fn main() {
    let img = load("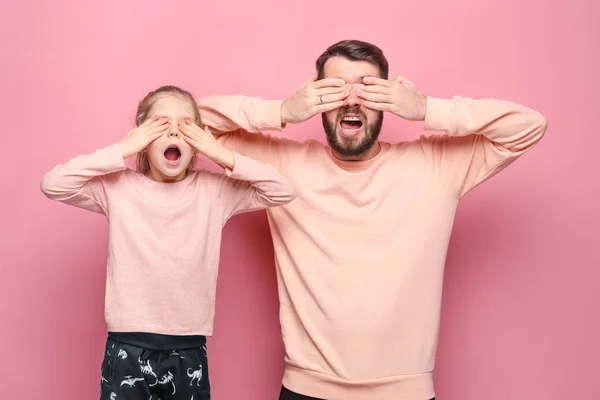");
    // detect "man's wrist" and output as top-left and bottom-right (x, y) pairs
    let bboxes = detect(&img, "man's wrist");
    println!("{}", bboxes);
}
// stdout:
(418, 95), (428, 121)
(281, 100), (291, 124)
